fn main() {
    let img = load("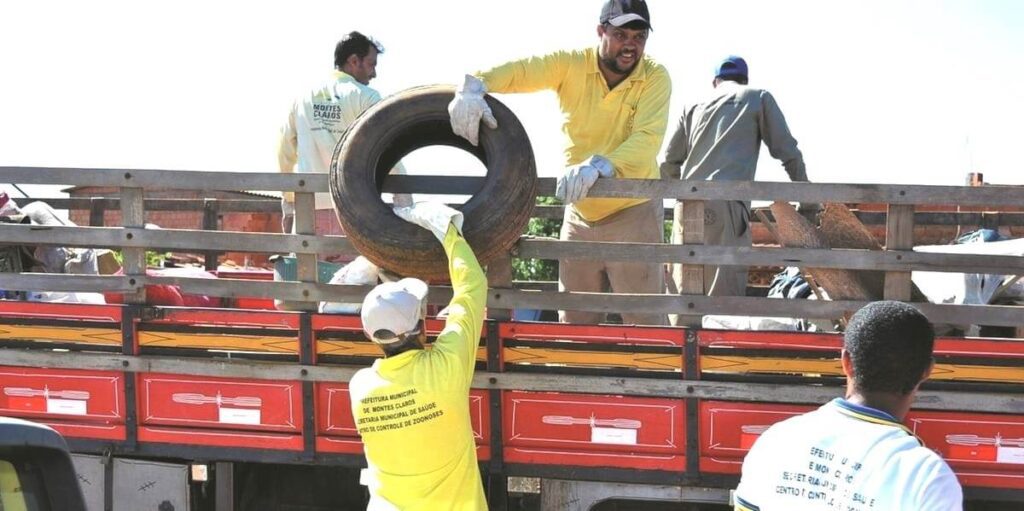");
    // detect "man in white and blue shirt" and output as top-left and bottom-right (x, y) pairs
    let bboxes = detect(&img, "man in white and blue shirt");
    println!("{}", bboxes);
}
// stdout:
(734, 301), (962, 510)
